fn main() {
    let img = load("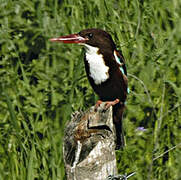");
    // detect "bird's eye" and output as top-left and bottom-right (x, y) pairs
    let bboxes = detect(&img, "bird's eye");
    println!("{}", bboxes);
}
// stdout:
(87, 33), (93, 39)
